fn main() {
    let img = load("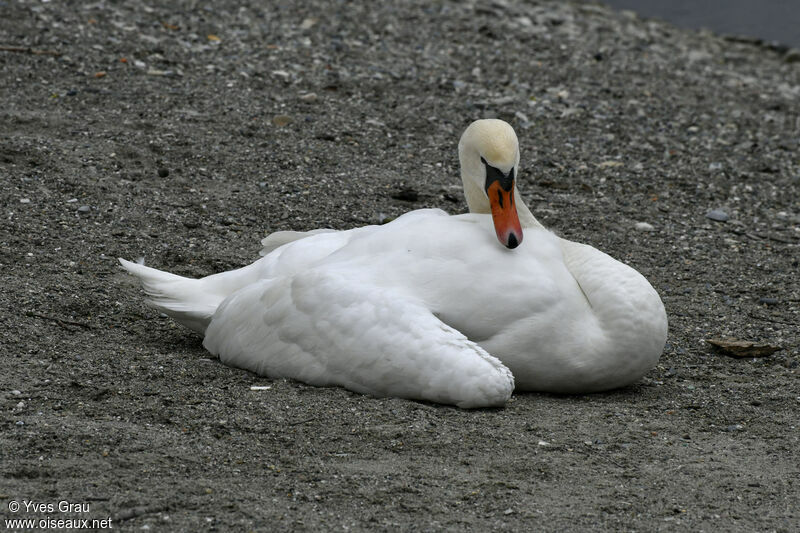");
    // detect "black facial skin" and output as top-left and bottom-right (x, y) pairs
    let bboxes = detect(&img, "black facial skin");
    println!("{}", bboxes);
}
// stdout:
(481, 157), (515, 193)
